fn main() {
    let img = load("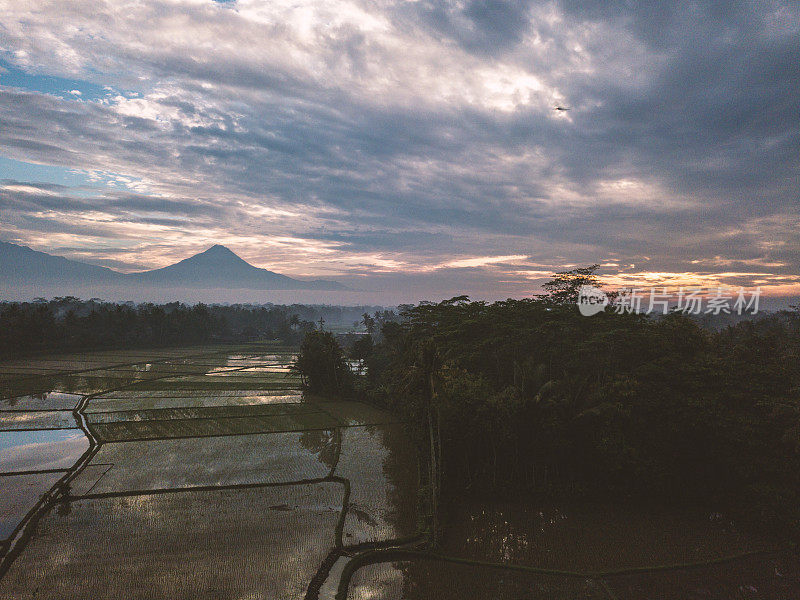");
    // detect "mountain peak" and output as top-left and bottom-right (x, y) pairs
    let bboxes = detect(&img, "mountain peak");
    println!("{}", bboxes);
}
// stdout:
(0, 240), (348, 291)
(201, 244), (237, 256)
(184, 244), (250, 266)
